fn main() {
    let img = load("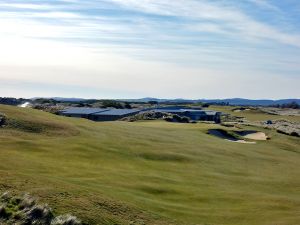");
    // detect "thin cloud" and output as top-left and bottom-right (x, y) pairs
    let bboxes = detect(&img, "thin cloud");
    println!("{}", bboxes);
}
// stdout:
(107, 0), (300, 47)
(1, 0), (300, 47)
(0, 3), (52, 10)
(0, 0), (299, 98)
(247, 0), (281, 11)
